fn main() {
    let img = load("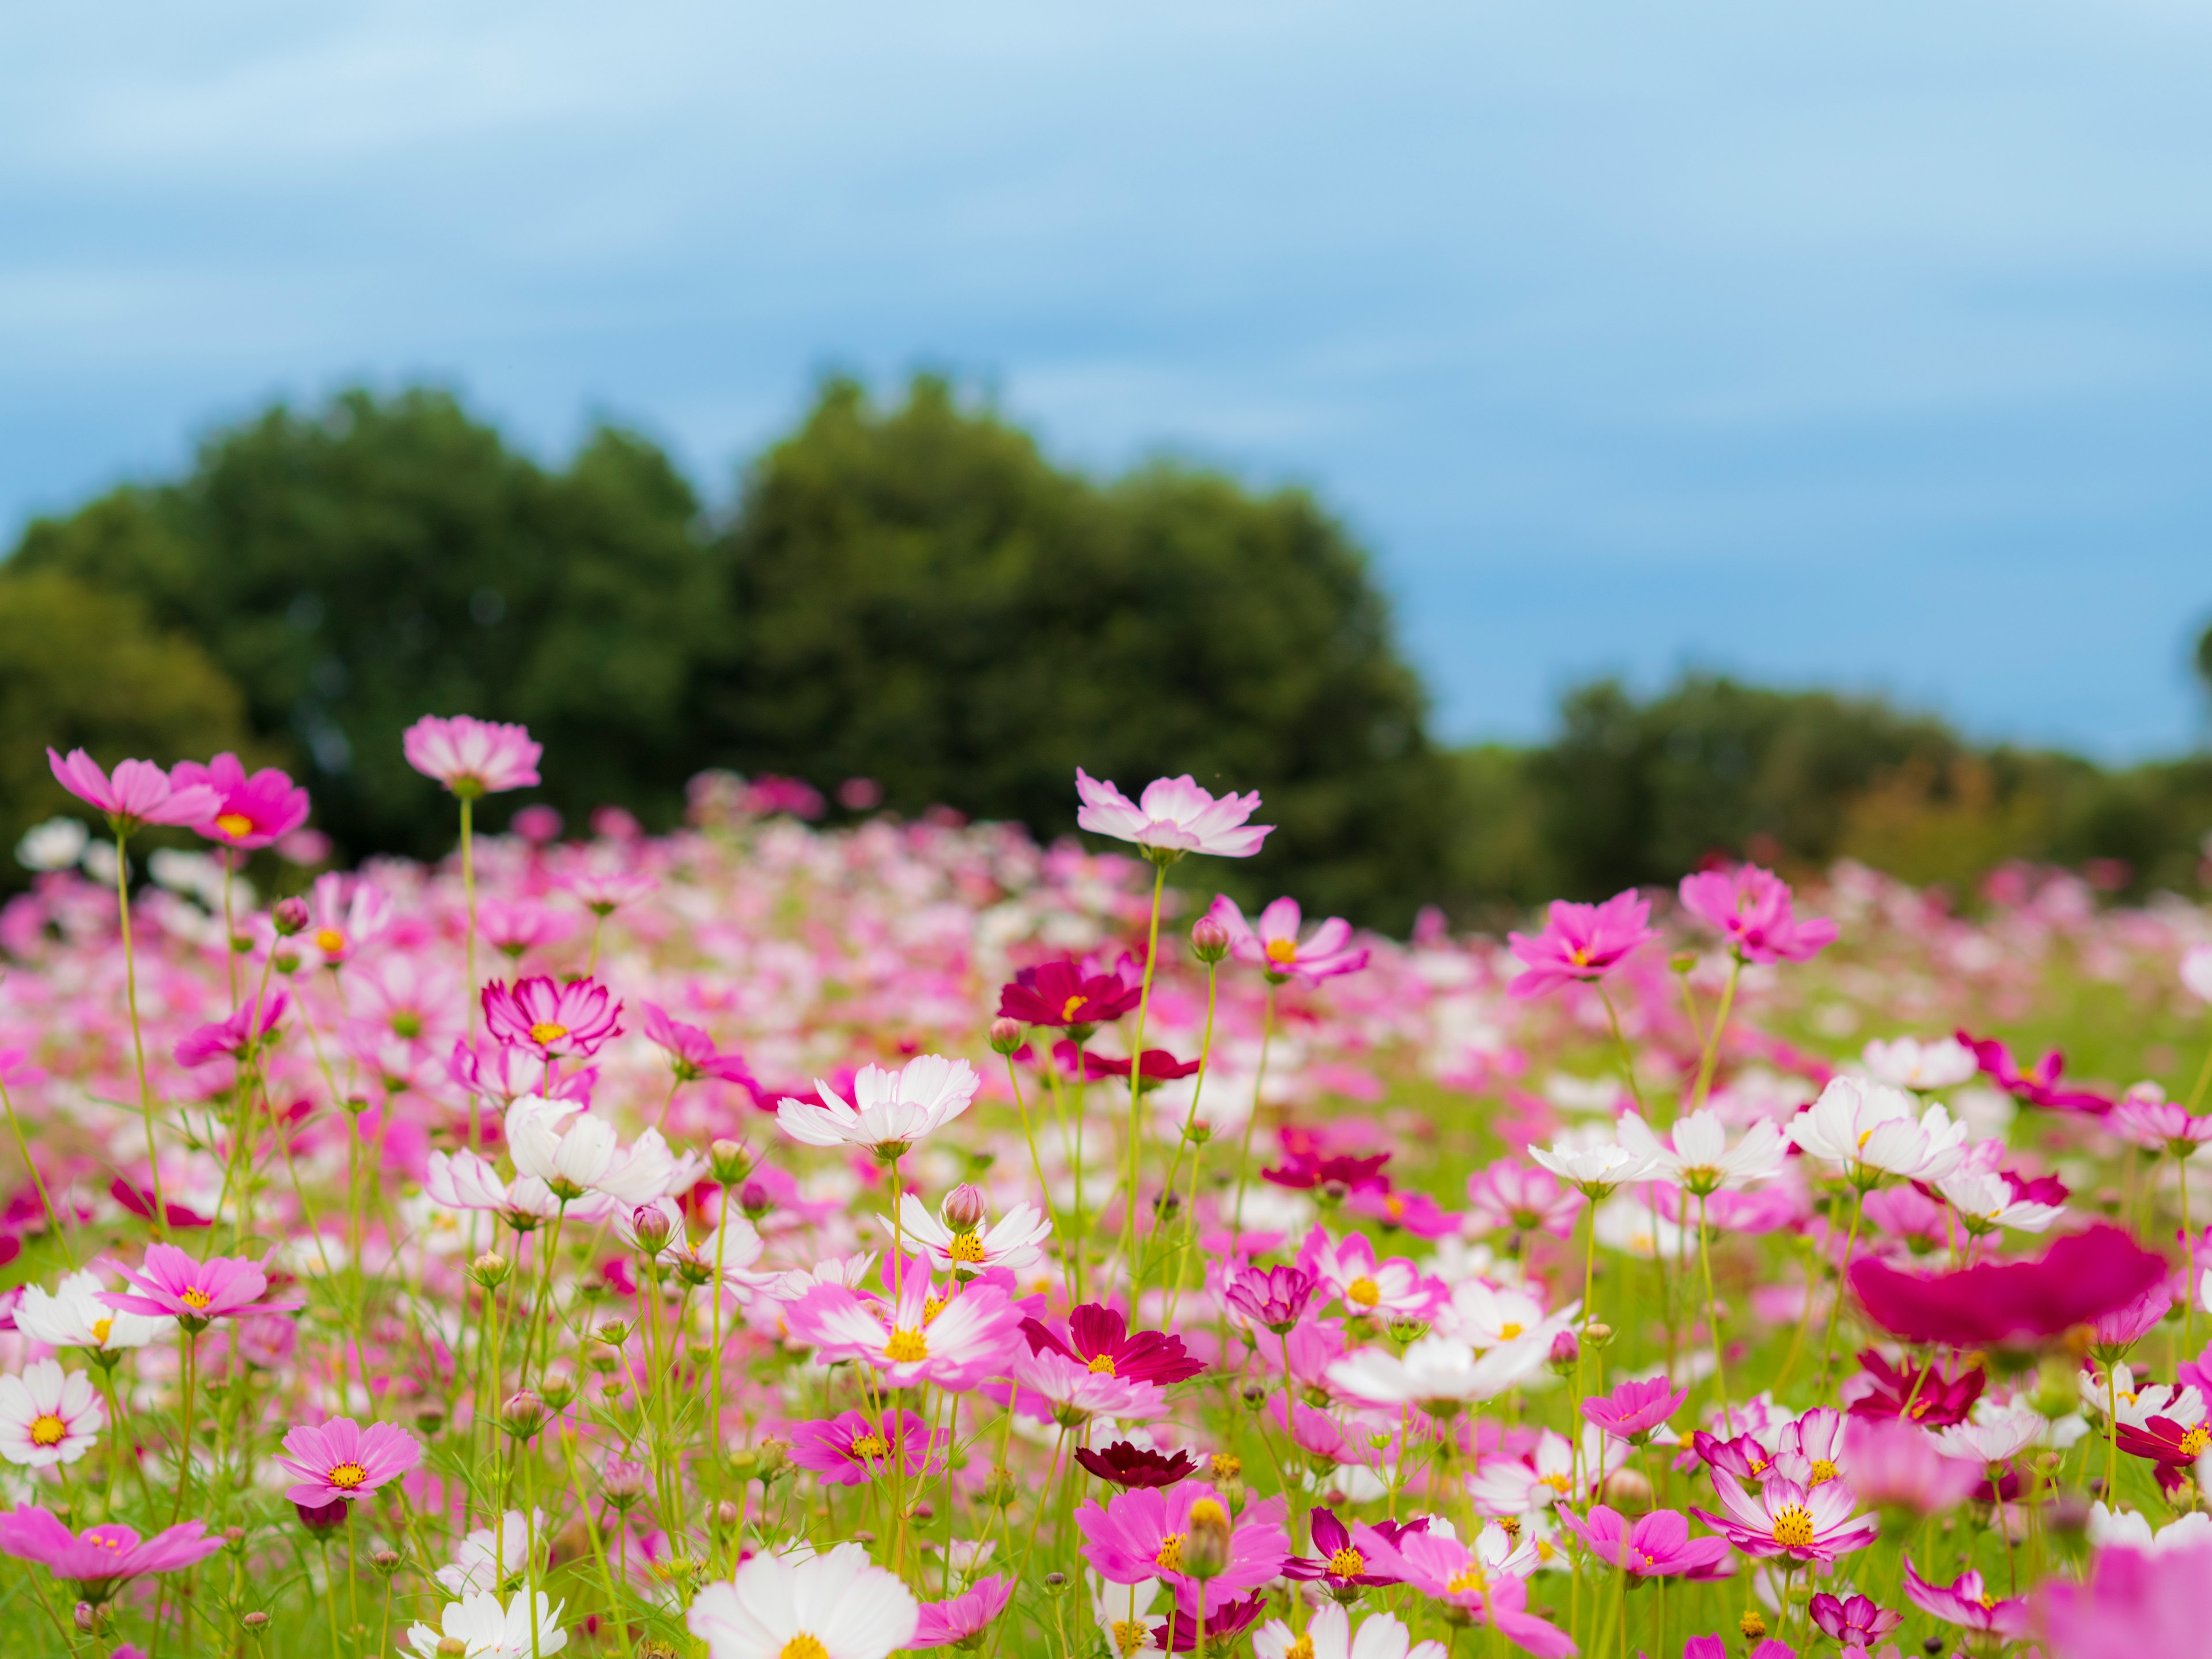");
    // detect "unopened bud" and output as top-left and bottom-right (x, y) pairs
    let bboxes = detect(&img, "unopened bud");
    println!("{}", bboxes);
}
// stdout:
(1190, 915), (1232, 964)
(223, 1525), (247, 1551)
(1183, 1498), (1233, 1578)
(738, 1181), (772, 1219)
(940, 1183), (990, 1231)
(1042, 1571), (1070, 1594)
(499, 1389), (548, 1440)
(73, 1601), (99, 1634)
(709, 1139), (752, 1185)
(1548, 1329), (1580, 1369)
(1317, 1179), (1350, 1207)
(596, 1321), (631, 1346)
(909, 1501), (935, 1522)
(1600, 1467), (1653, 1509)
(539, 1373), (576, 1412)
(272, 897), (310, 937)
(753, 1440), (790, 1478)
(982, 1466), (1019, 1507)
(988, 1017), (1024, 1056)
(1580, 1320), (1613, 1350)
(415, 1409), (444, 1436)
(629, 1203), (676, 1255)
(471, 1252), (510, 1289)
(715, 1500), (742, 1532)
(437, 1639), (468, 1658)
(242, 1609), (270, 1631)
(1239, 1383), (1268, 1412)
(370, 1547), (402, 1574)
(601, 1460), (649, 1508)
(1387, 1317), (1431, 1345)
